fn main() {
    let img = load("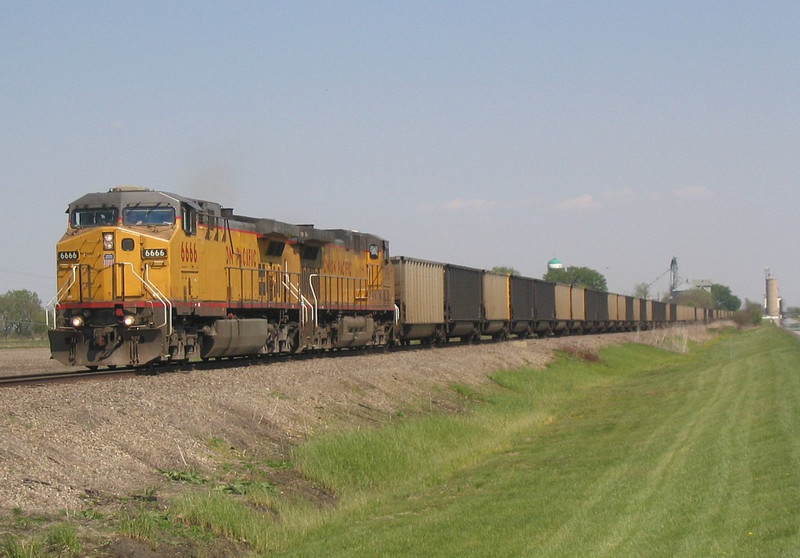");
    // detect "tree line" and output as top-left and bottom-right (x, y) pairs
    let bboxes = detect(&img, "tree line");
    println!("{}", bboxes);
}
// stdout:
(0, 289), (48, 338)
